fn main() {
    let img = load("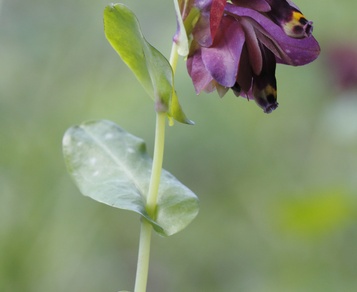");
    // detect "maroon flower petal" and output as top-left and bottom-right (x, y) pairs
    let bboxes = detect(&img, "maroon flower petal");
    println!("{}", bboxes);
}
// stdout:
(236, 44), (253, 92)
(187, 48), (214, 93)
(210, 0), (226, 40)
(285, 0), (300, 11)
(225, 4), (320, 65)
(240, 18), (263, 75)
(201, 16), (245, 87)
(252, 46), (278, 113)
(265, 0), (313, 38)
(231, 0), (271, 12)
(193, 9), (213, 47)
